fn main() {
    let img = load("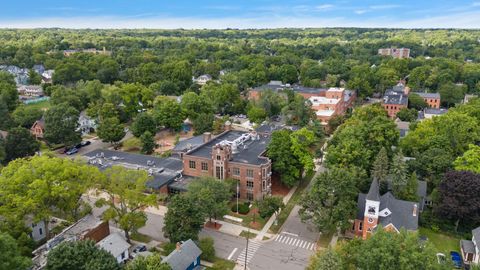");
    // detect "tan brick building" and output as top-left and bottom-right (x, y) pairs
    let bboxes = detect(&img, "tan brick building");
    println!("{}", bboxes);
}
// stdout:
(415, 92), (441, 109)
